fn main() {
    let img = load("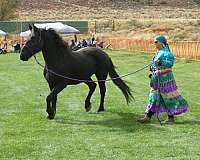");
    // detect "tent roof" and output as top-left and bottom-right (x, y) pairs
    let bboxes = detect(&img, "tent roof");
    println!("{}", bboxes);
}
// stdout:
(0, 29), (7, 36)
(20, 22), (80, 37)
